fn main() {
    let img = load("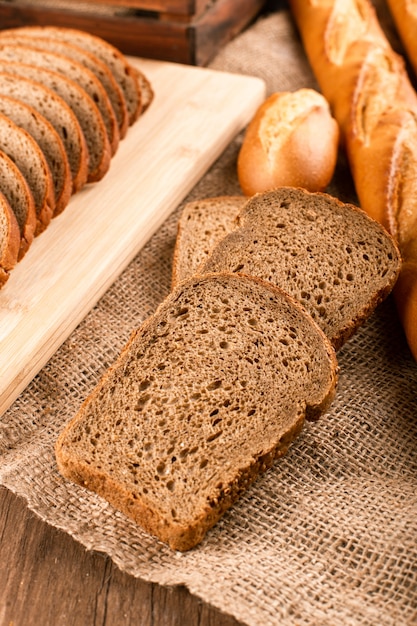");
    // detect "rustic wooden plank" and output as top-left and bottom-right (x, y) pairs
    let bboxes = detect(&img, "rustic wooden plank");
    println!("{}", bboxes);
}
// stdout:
(193, 0), (265, 65)
(82, 0), (209, 17)
(0, 0), (264, 63)
(0, 57), (265, 418)
(0, 486), (244, 625)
